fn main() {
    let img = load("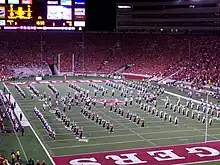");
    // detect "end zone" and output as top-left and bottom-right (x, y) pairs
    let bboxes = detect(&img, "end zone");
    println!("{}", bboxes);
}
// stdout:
(53, 141), (220, 165)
